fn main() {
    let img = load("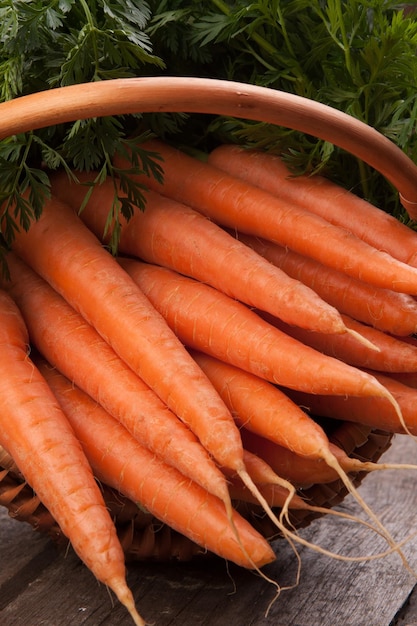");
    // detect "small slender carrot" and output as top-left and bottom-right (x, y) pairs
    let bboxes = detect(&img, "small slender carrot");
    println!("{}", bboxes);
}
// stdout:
(0, 290), (143, 626)
(208, 144), (417, 267)
(287, 371), (417, 436)
(261, 311), (417, 373)
(7, 194), (250, 481)
(119, 258), (401, 403)
(2, 252), (230, 509)
(189, 350), (338, 459)
(37, 359), (275, 570)
(240, 429), (414, 488)
(50, 169), (350, 335)
(239, 233), (417, 336)
(114, 139), (417, 294)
